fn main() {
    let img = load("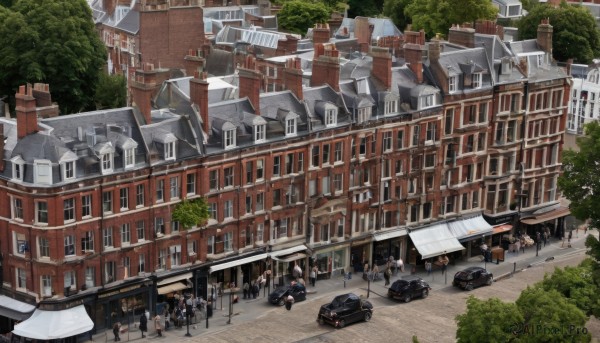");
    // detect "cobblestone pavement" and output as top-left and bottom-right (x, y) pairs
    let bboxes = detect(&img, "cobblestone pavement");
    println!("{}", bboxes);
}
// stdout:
(92, 231), (598, 343)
